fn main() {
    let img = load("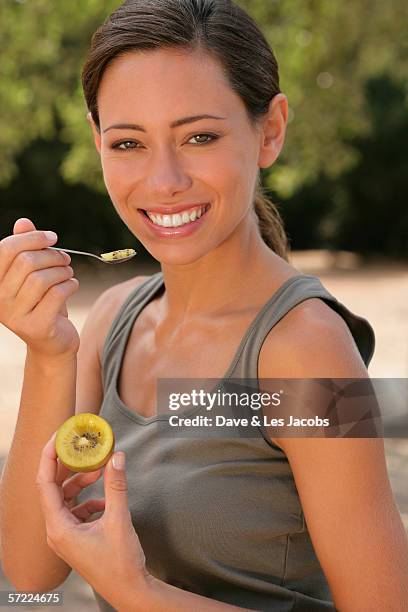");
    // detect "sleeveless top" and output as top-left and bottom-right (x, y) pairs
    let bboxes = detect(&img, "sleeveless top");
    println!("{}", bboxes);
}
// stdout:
(77, 271), (375, 612)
